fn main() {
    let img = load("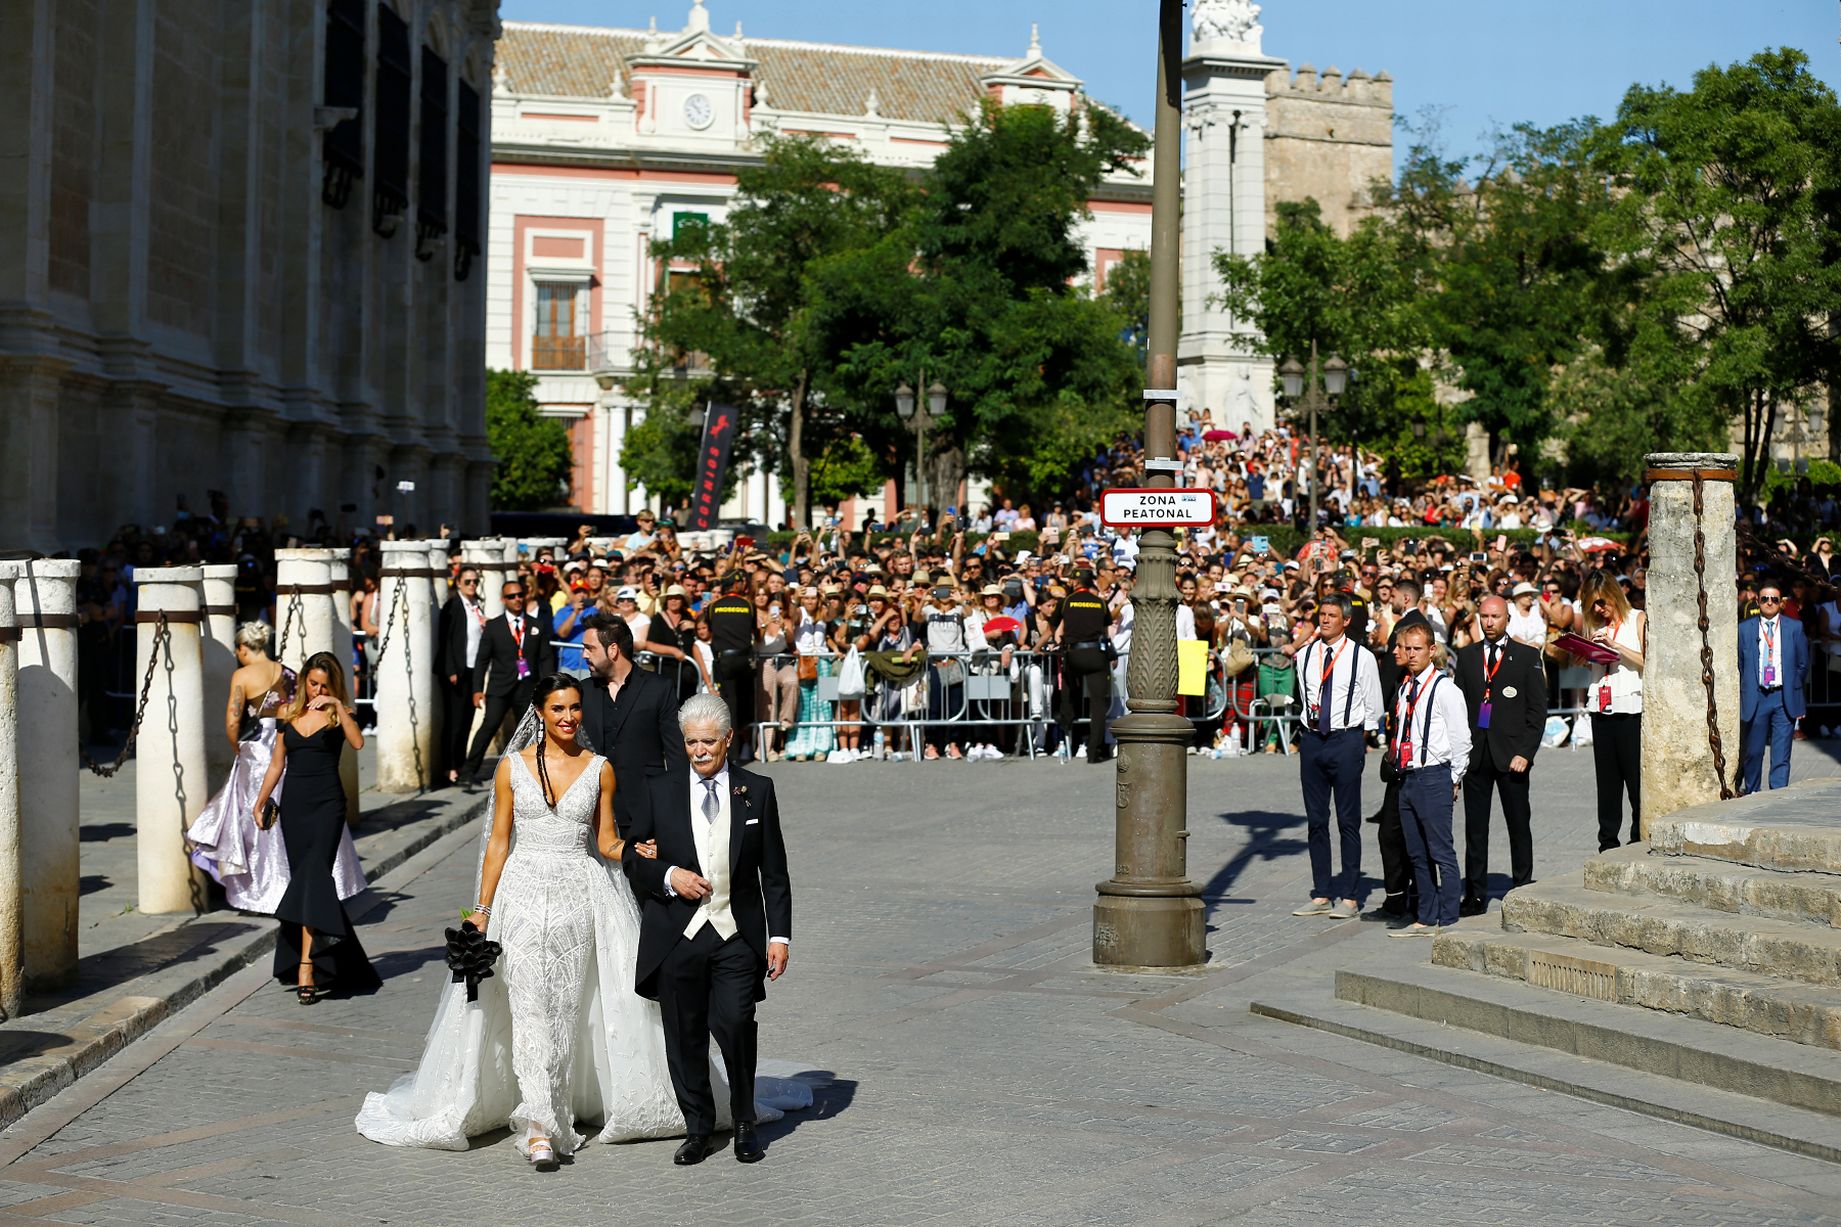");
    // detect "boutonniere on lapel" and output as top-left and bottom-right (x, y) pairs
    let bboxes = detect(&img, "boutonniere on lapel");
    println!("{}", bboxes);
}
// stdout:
(732, 784), (750, 800)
